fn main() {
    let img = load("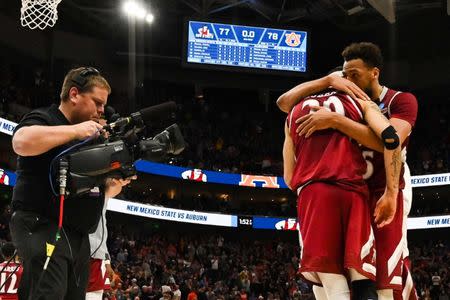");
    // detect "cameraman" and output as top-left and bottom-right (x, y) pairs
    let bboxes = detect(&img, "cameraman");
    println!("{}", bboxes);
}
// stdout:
(9, 67), (131, 299)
